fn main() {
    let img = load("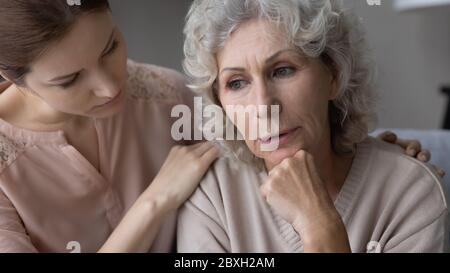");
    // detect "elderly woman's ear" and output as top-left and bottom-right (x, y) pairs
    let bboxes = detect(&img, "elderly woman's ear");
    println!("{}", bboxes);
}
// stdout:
(320, 54), (339, 101)
(328, 74), (339, 101)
